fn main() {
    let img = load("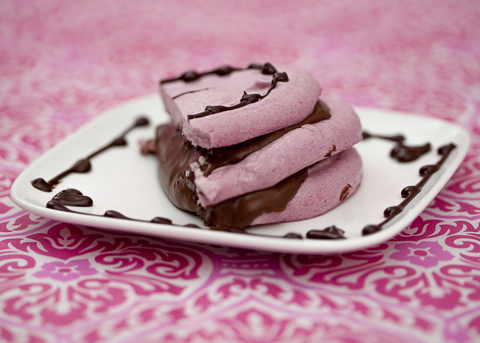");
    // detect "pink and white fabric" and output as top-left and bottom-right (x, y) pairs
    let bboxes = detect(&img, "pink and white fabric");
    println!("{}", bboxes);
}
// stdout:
(1, 0), (480, 342)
